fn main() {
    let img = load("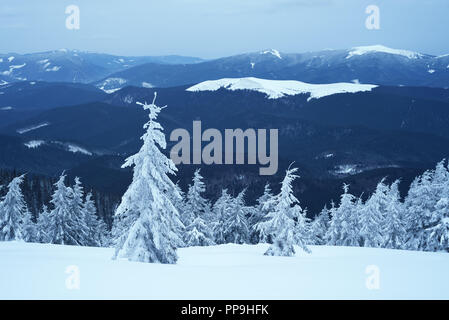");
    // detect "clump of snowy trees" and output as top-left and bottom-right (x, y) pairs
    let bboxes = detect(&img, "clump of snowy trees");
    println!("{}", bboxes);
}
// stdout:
(0, 173), (108, 246)
(323, 160), (449, 252)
